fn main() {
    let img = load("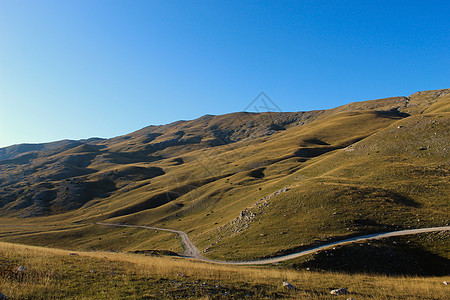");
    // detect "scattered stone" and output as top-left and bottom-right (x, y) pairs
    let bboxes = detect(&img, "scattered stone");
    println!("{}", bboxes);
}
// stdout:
(443, 281), (449, 285)
(210, 186), (291, 248)
(69, 253), (79, 256)
(177, 273), (186, 277)
(346, 298), (356, 300)
(330, 288), (348, 295)
(16, 266), (27, 272)
(283, 281), (295, 289)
